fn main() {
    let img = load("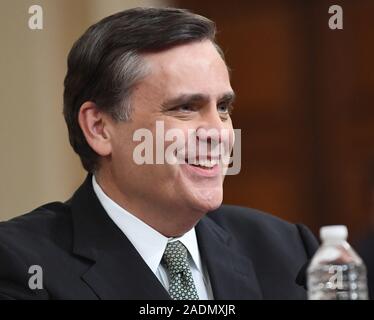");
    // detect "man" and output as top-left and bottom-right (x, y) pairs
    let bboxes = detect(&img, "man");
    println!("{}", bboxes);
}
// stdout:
(0, 7), (318, 300)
